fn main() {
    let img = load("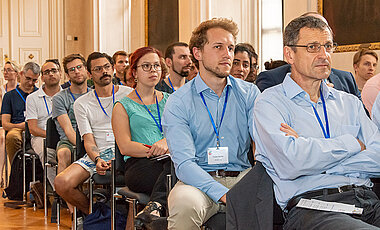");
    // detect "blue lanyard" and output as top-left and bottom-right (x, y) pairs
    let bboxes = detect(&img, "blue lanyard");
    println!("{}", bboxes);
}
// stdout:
(69, 88), (76, 101)
(43, 96), (51, 115)
(94, 85), (114, 117)
(200, 87), (229, 147)
(167, 77), (175, 92)
(15, 88), (26, 103)
(135, 90), (163, 135)
(311, 87), (330, 138)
